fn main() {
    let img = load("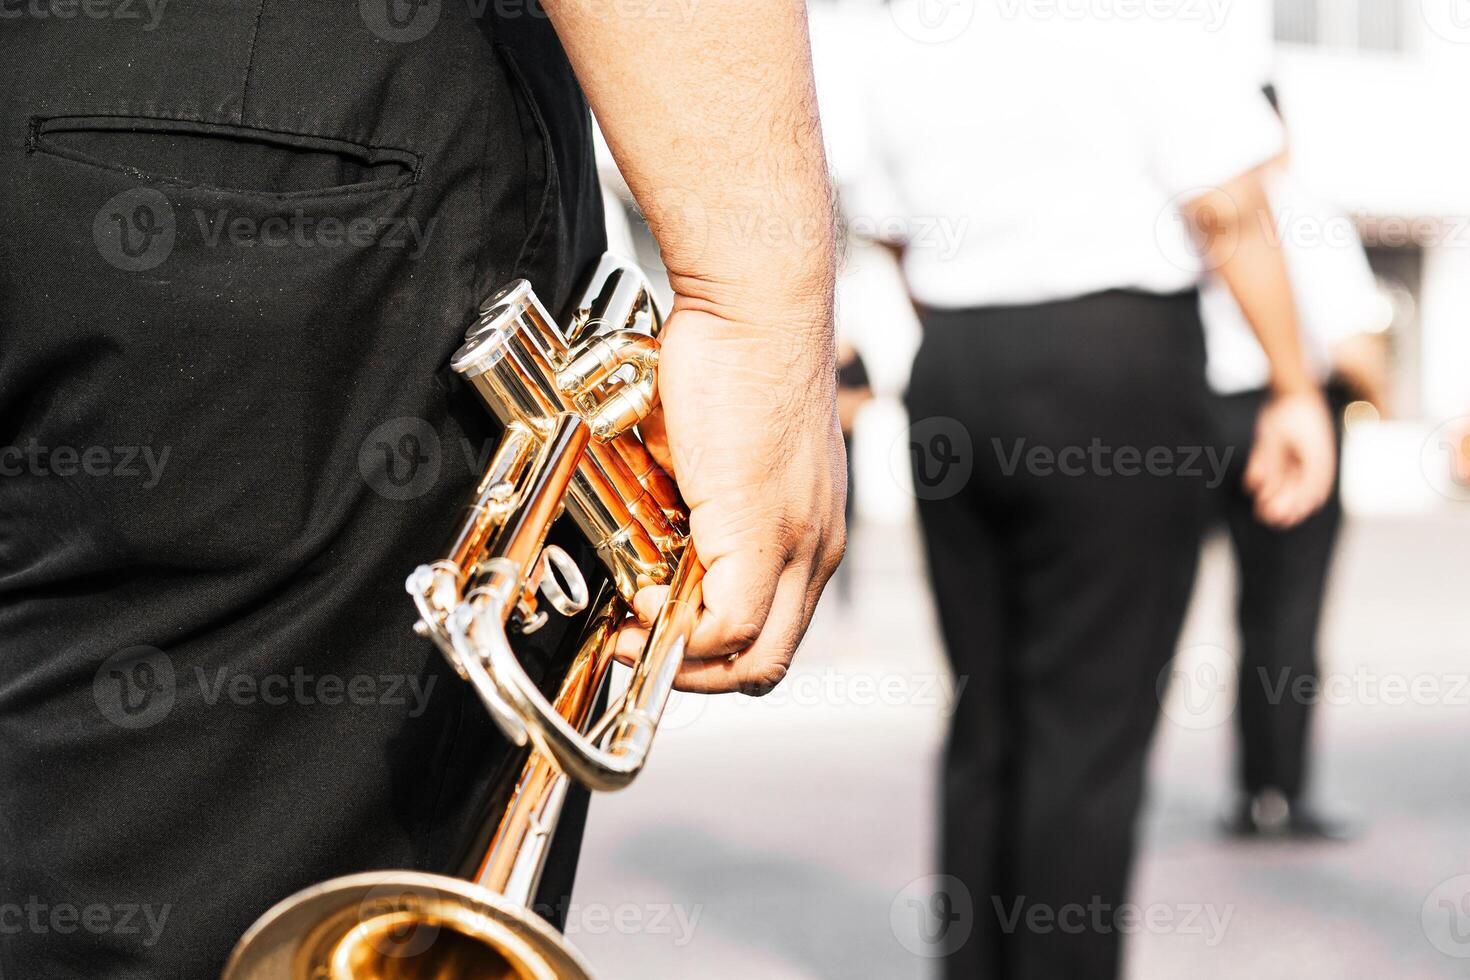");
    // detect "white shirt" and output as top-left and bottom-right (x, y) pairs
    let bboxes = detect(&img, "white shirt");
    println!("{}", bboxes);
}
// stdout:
(1200, 172), (1388, 394)
(828, 10), (1285, 309)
